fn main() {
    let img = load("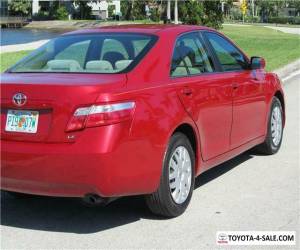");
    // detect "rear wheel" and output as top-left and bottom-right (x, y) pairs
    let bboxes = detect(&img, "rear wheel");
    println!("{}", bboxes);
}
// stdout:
(255, 96), (283, 155)
(145, 132), (195, 217)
